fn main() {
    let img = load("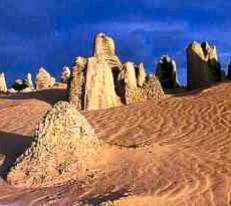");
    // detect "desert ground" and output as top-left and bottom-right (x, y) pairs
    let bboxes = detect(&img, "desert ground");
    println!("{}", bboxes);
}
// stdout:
(0, 82), (231, 206)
